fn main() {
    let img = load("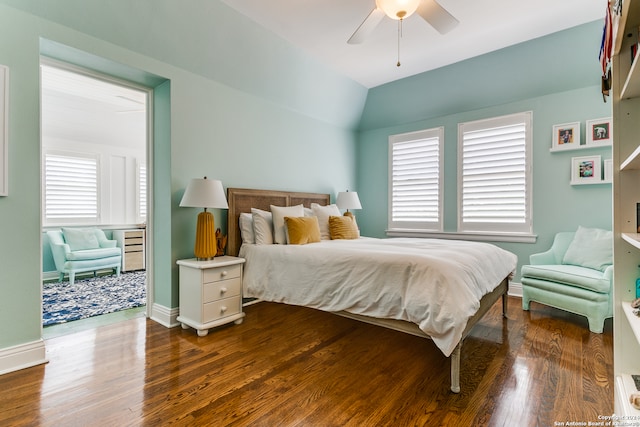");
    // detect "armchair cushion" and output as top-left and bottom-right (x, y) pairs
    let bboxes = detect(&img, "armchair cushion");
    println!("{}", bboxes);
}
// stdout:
(520, 264), (610, 293)
(66, 247), (122, 261)
(62, 227), (100, 251)
(562, 226), (613, 272)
